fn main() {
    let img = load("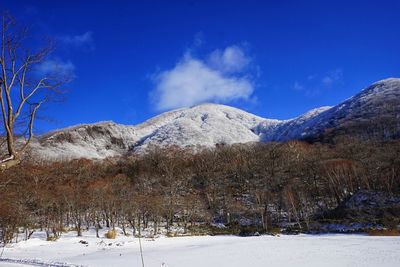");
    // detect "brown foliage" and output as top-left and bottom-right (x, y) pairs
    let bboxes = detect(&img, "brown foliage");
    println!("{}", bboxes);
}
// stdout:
(0, 139), (399, 242)
(367, 229), (400, 236)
